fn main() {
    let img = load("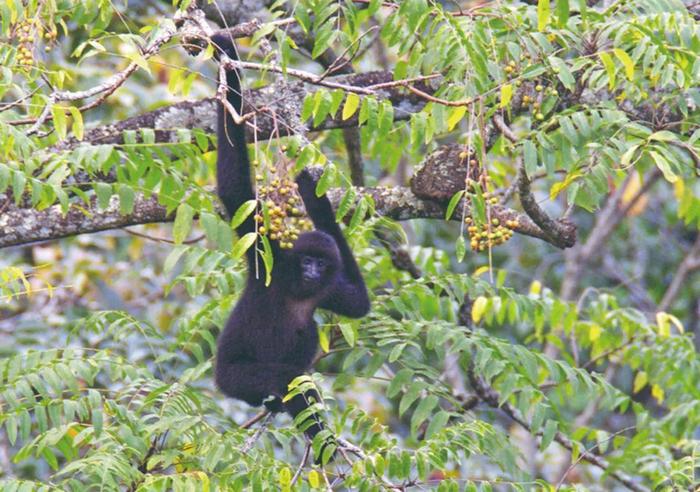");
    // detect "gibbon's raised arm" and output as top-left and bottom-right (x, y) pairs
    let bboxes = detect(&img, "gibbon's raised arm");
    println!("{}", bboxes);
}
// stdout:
(213, 33), (283, 270)
(212, 34), (254, 234)
(296, 171), (370, 318)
